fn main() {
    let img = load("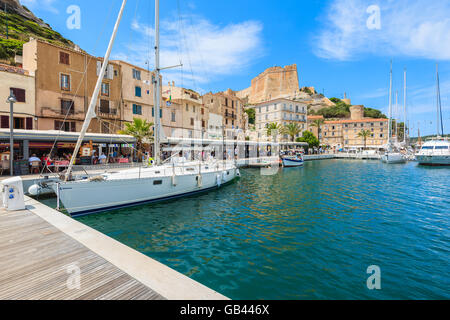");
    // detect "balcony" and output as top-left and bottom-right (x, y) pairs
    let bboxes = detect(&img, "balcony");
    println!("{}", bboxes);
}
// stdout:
(97, 106), (119, 119)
